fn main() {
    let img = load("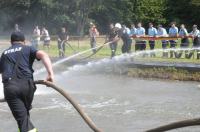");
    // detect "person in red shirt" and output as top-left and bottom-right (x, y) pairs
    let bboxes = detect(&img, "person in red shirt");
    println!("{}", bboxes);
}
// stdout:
(89, 22), (99, 53)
